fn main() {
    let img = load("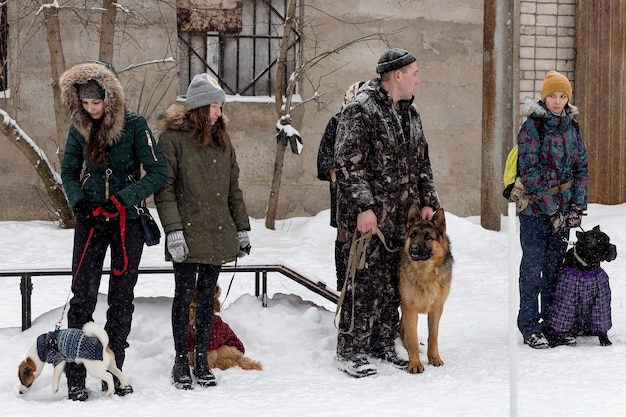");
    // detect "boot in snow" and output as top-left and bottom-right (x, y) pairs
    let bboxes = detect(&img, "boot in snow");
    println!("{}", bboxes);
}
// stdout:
(194, 351), (217, 387)
(172, 352), (193, 390)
